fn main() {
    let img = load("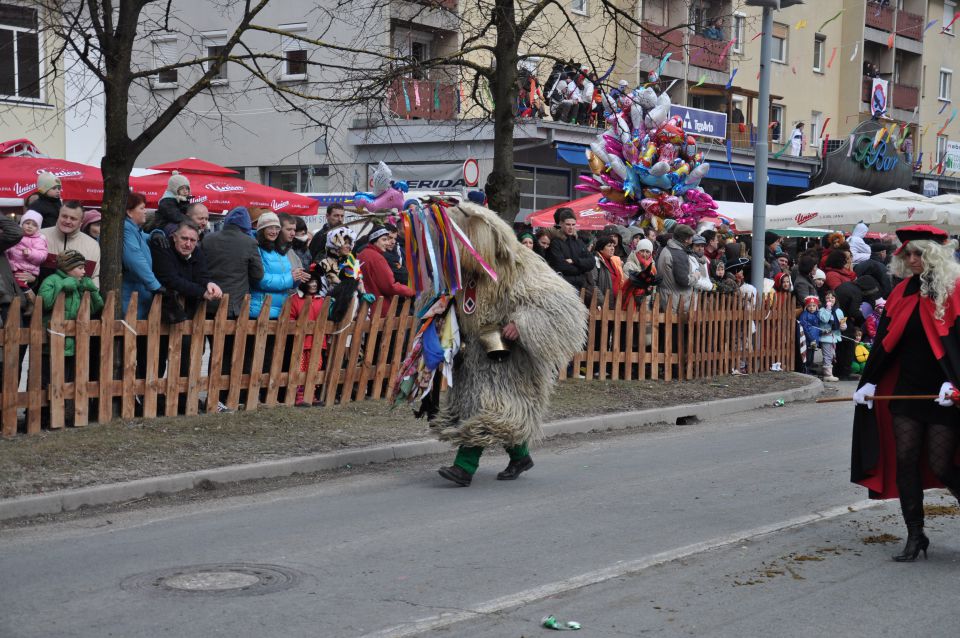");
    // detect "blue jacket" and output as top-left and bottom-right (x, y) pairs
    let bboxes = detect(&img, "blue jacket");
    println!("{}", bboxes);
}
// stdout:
(250, 247), (294, 318)
(817, 306), (844, 344)
(798, 309), (821, 345)
(121, 216), (162, 319)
